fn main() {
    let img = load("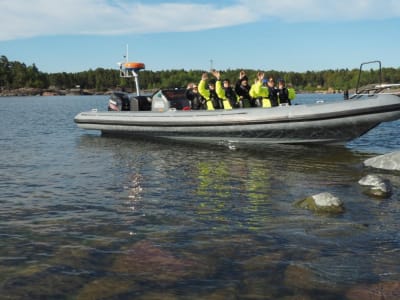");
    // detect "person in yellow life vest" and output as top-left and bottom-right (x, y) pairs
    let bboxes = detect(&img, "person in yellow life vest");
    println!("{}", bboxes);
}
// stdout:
(222, 78), (239, 108)
(288, 83), (296, 103)
(211, 70), (233, 109)
(198, 71), (233, 110)
(249, 72), (271, 108)
(198, 72), (221, 110)
(277, 79), (296, 105)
